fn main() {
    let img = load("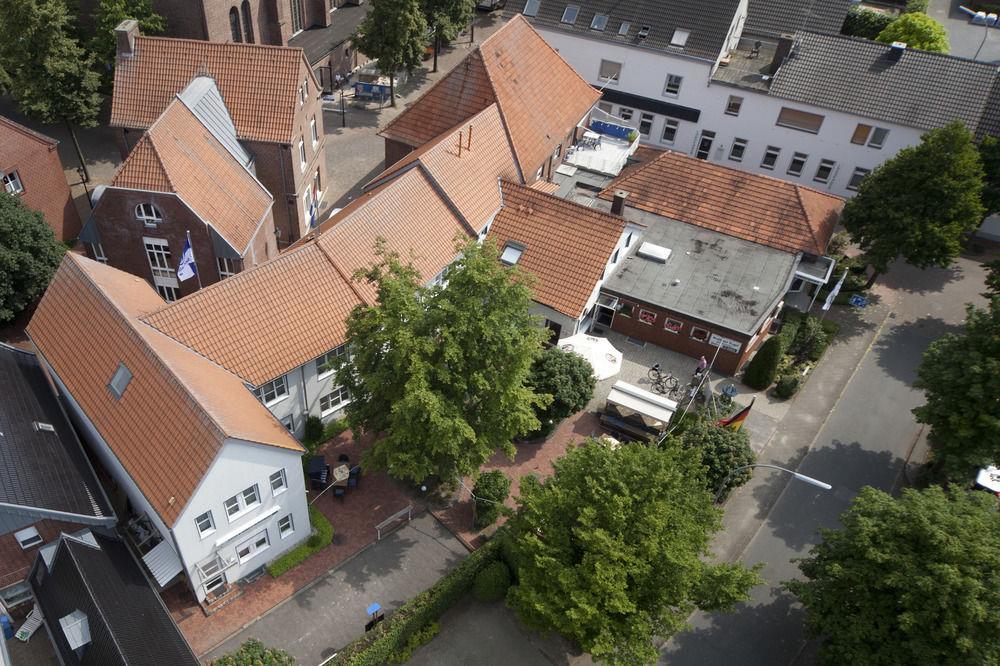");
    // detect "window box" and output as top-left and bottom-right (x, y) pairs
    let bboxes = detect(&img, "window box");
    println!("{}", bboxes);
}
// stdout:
(664, 318), (683, 334)
(638, 309), (656, 325)
(691, 327), (710, 342)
